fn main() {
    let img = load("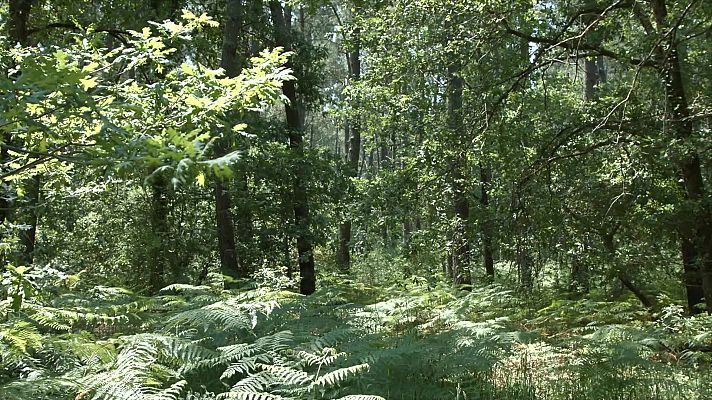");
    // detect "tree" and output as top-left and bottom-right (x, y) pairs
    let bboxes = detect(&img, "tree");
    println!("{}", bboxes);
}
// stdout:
(268, 0), (316, 295)
(214, 0), (247, 283)
(336, 0), (362, 273)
